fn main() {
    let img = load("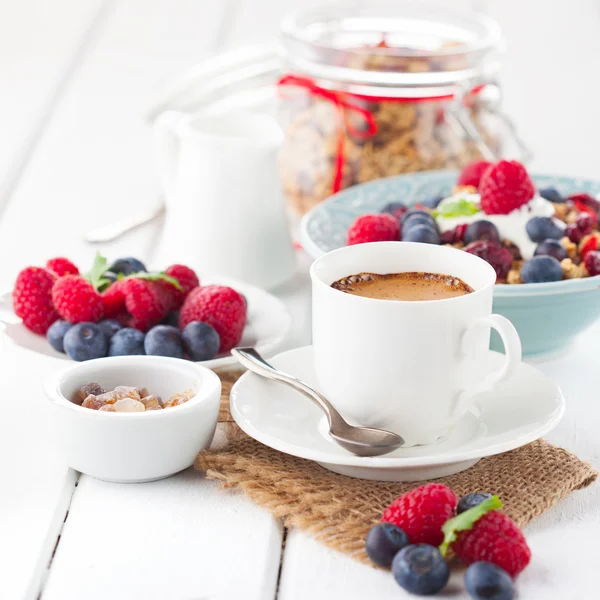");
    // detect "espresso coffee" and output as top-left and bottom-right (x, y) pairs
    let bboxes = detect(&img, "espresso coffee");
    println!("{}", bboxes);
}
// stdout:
(331, 271), (474, 301)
